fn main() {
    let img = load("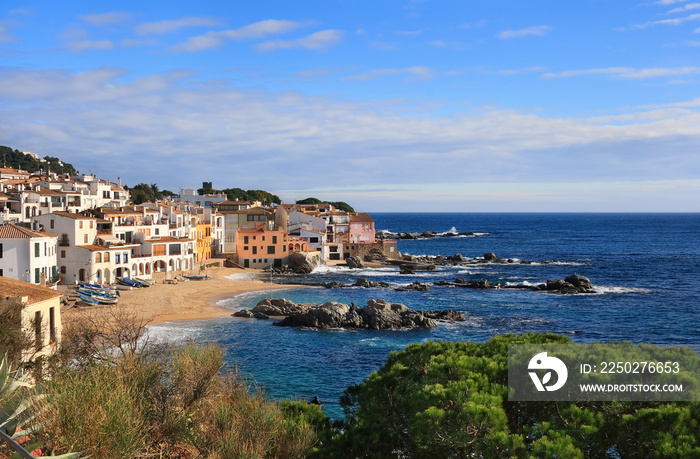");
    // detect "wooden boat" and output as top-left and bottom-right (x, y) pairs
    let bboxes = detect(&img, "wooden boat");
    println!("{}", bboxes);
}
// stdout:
(79, 294), (101, 306)
(183, 275), (211, 281)
(117, 277), (145, 288)
(134, 277), (154, 286)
